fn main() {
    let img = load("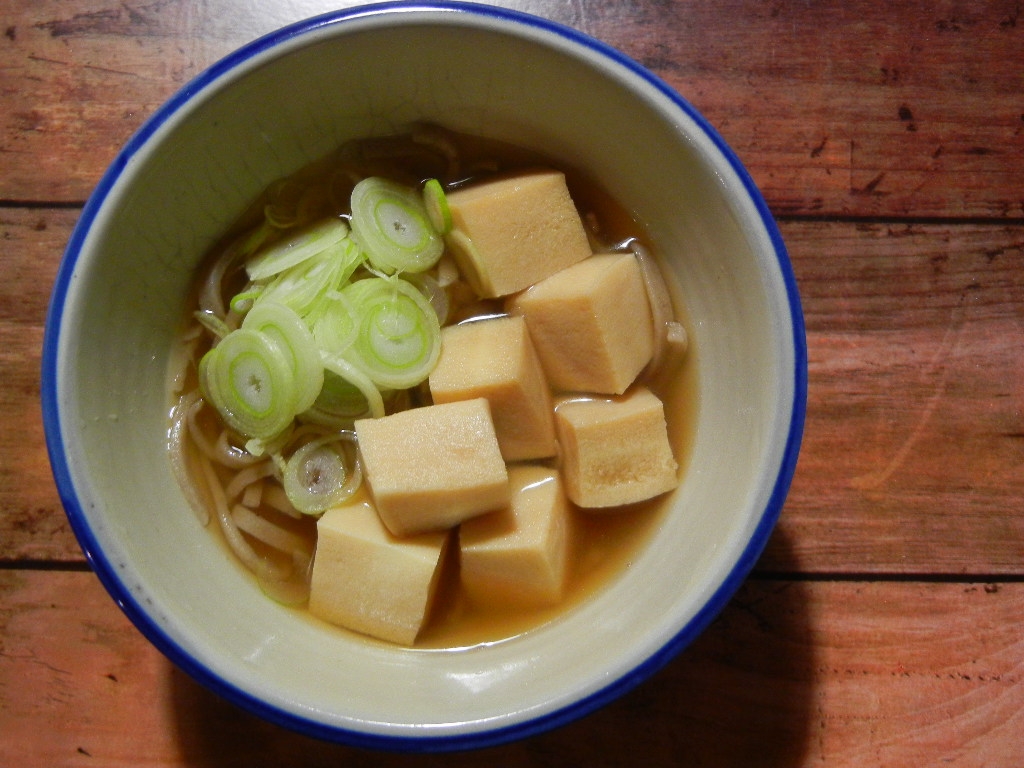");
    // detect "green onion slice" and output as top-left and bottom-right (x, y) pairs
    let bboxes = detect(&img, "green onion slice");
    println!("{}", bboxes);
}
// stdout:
(301, 367), (376, 428)
(349, 177), (444, 274)
(341, 276), (441, 390)
(254, 237), (363, 319)
(422, 178), (452, 235)
(311, 291), (358, 356)
(442, 229), (488, 297)
(320, 353), (386, 419)
(282, 433), (362, 515)
(241, 302), (324, 415)
(245, 217), (350, 281)
(229, 288), (262, 315)
(404, 272), (449, 325)
(238, 219), (277, 259)
(200, 328), (297, 441)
